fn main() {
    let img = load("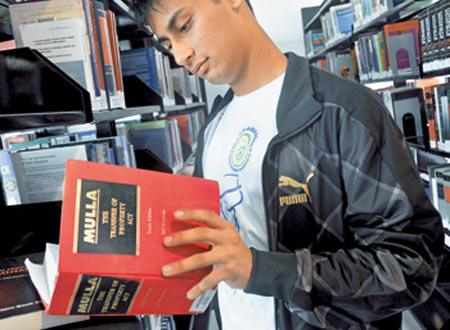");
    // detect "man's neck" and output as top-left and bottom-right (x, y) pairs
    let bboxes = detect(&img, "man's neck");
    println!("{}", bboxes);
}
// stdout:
(231, 35), (288, 96)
